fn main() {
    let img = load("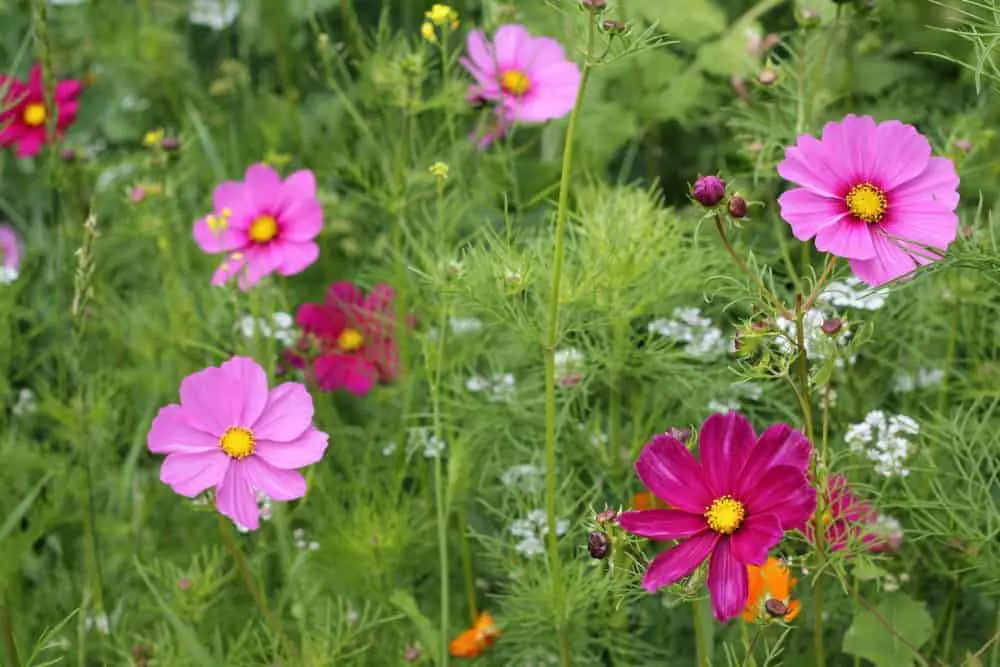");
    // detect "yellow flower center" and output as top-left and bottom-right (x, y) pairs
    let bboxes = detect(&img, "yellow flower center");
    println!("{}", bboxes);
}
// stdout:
(845, 183), (887, 224)
(705, 495), (746, 535)
(219, 426), (255, 459)
(338, 328), (364, 351)
(501, 70), (530, 97)
(249, 215), (278, 243)
(22, 102), (46, 127)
